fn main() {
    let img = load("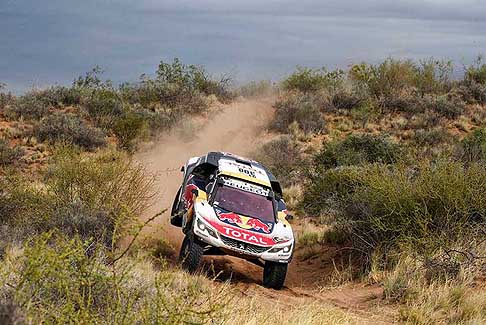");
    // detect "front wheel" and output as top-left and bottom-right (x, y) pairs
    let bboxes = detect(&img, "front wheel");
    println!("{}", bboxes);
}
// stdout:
(263, 261), (288, 289)
(178, 230), (203, 273)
